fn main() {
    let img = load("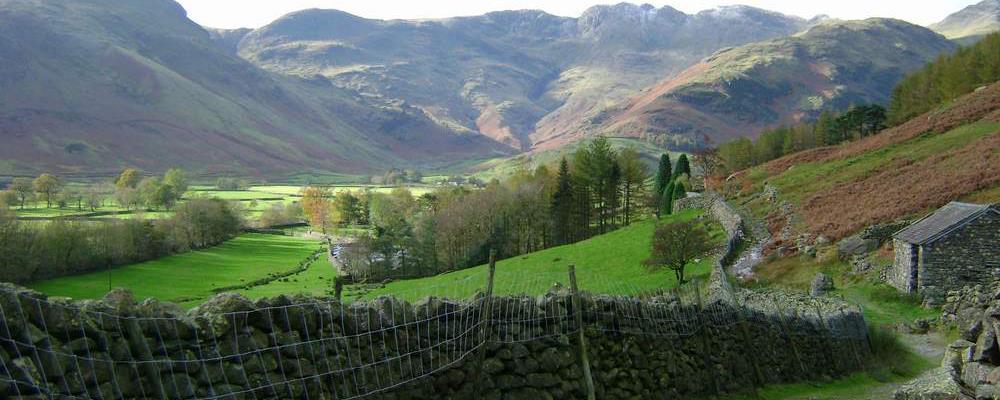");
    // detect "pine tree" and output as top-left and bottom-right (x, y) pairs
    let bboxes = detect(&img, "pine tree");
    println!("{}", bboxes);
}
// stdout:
(660, 182), (675, 217)
(654, 153), (672, 200)
(673, 154), (691, 179)
(672, 181), (686, 200)
(550, 158), (574, 245)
